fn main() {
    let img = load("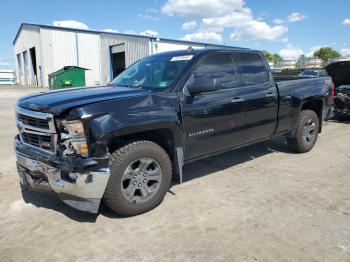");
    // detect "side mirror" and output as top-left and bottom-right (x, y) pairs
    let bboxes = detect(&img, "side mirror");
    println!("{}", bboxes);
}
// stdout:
(187, 77), (220, 95)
